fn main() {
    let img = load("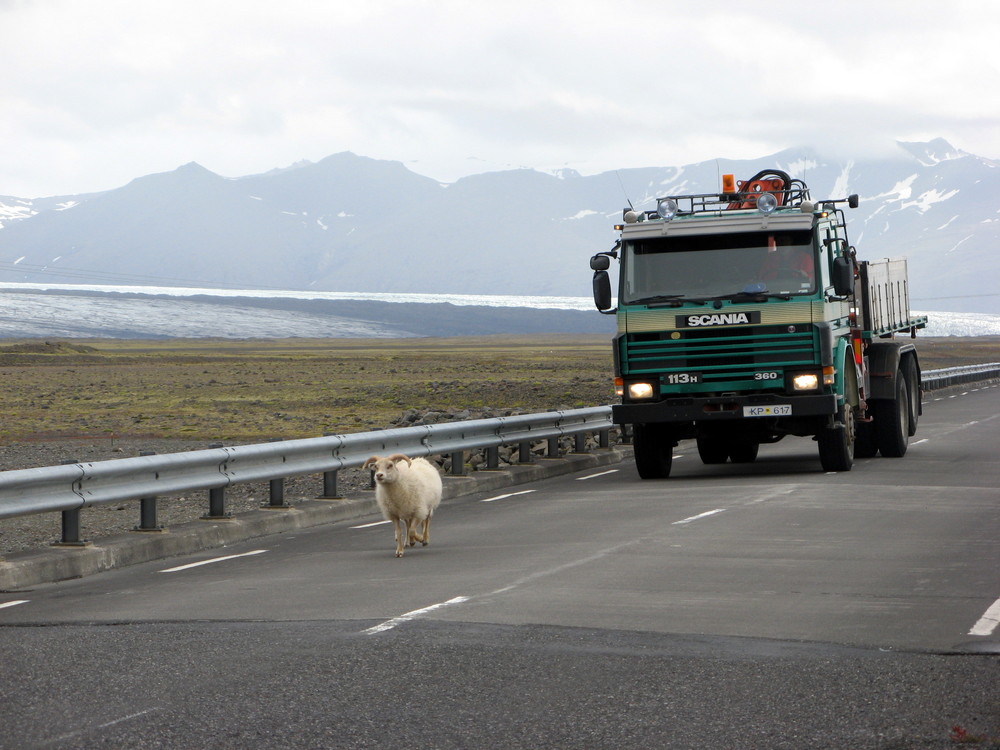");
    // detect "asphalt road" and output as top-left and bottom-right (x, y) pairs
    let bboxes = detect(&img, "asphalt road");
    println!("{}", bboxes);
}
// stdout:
(2, 383), (998, 749)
